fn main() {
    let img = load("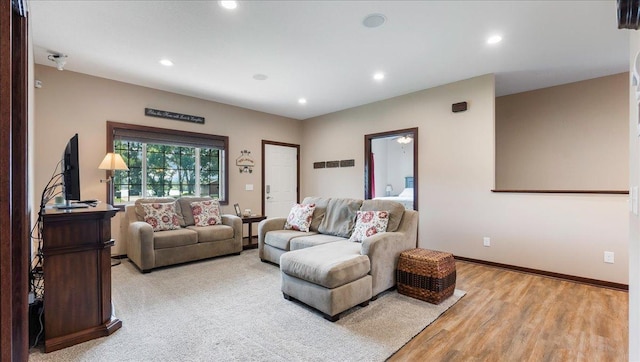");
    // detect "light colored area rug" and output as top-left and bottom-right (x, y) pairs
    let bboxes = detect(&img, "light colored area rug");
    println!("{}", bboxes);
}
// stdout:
(29, 249), (465, 361)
